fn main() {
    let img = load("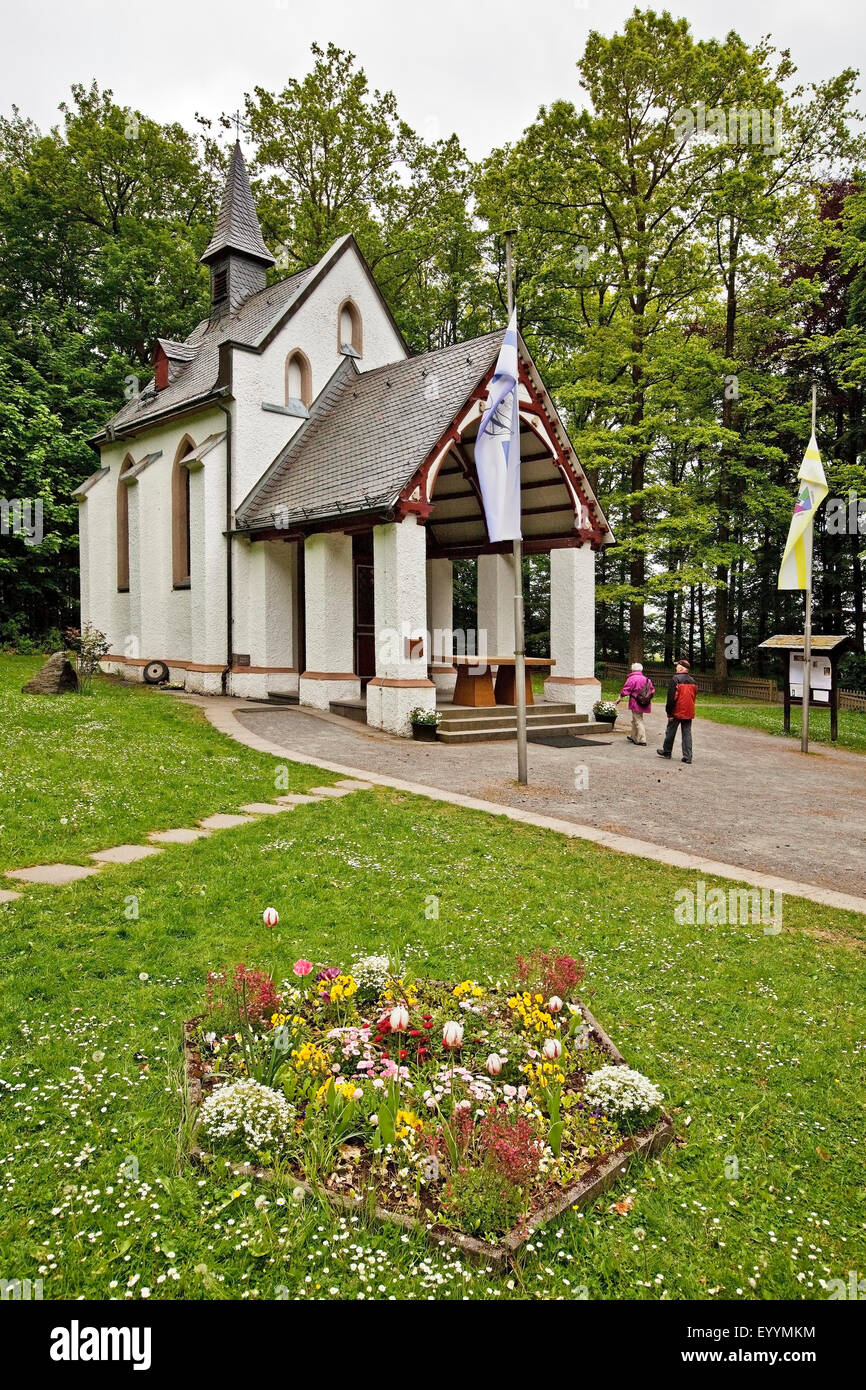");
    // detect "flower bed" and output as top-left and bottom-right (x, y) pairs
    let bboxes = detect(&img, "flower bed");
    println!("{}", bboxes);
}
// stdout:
(184, 953), (673, 1265)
